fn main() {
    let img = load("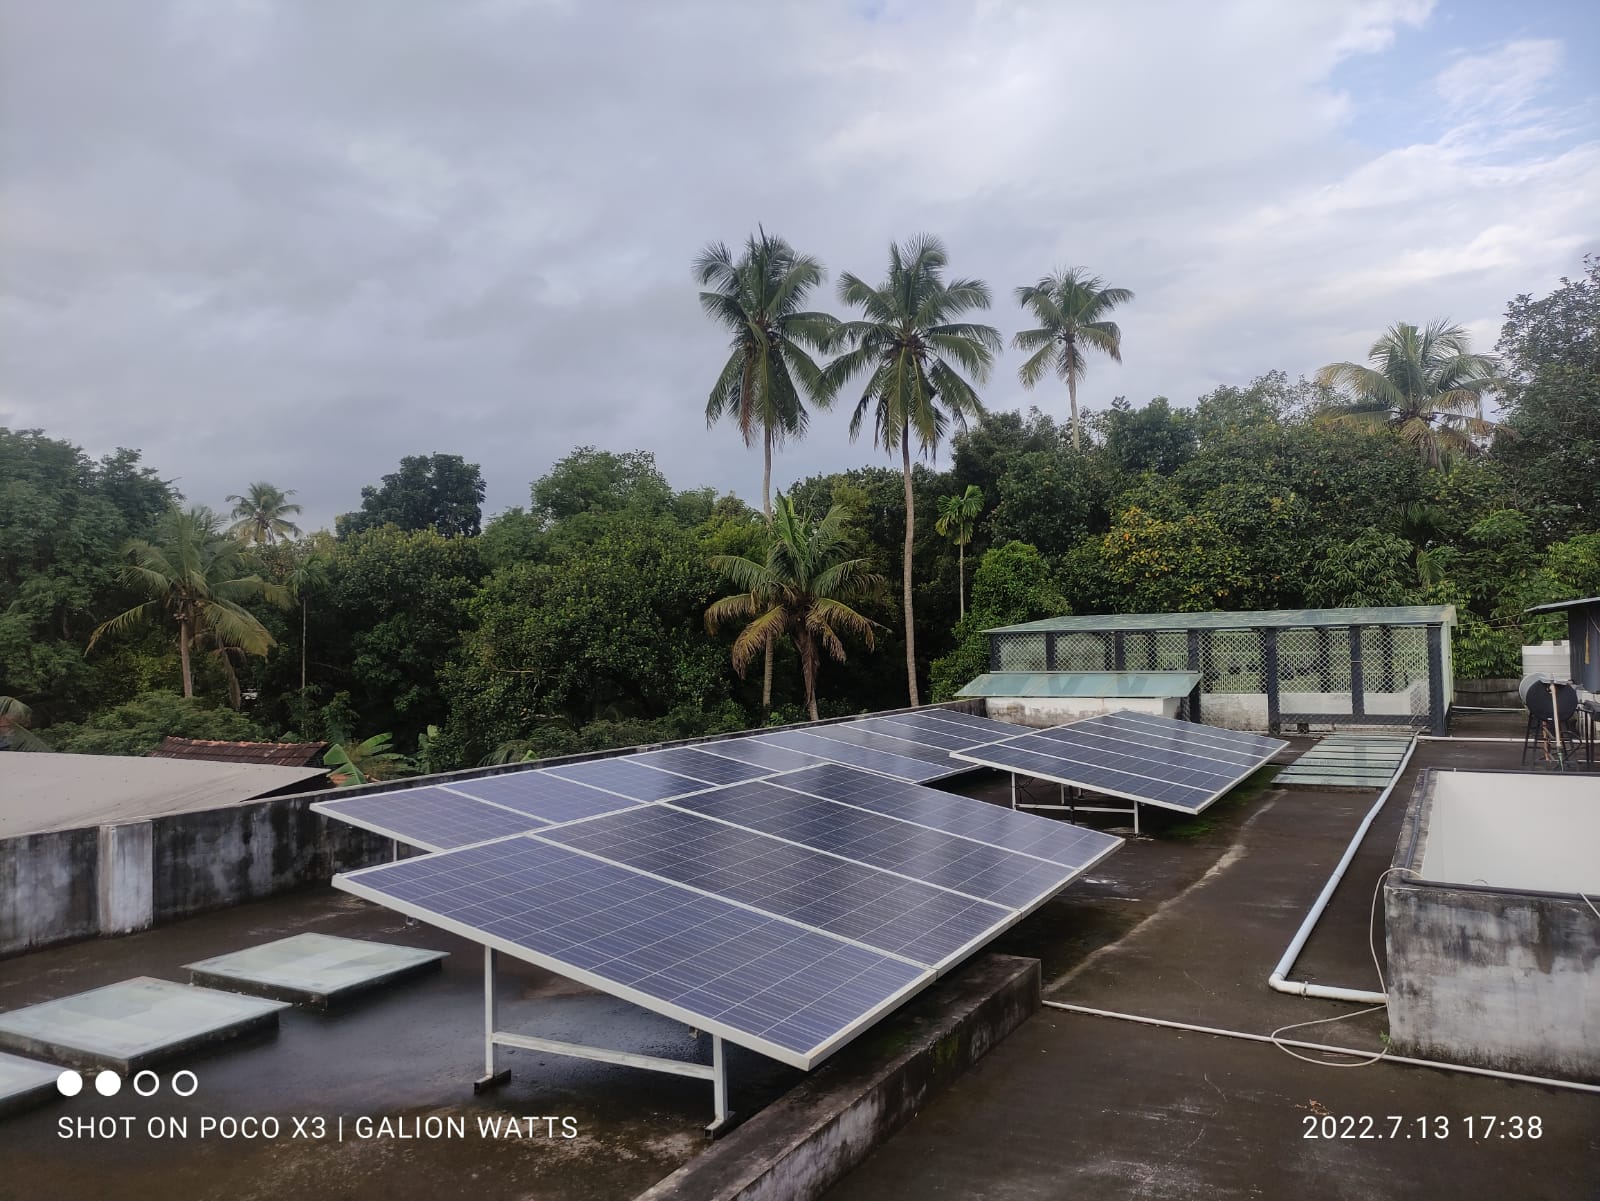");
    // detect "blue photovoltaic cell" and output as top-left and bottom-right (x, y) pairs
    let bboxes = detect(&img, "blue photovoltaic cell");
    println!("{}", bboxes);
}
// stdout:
(1085, 711), (1284, 759)
(858, 715), (981, 751)
(696, 738), (825, 773)
(776, 764), (1120, 869)
(339, 837), (928, 1063)
(1018, 727), (1247, 788)
(445, 770), (642, 825)
(1029, 720), (1266, 771)
(538, 807), (1008, 966)
(313, 787), (544, 850)
(958, 738), (1213, 810)
(671, 783), (1082, 908)
(628, 747), (775, 785)
(954, 712), (1286, 813)
(545, 757), (707, 801)
(757, 730), (950, 783)
(909, 710), (1020, 739)
(799, 724), (956, 765)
